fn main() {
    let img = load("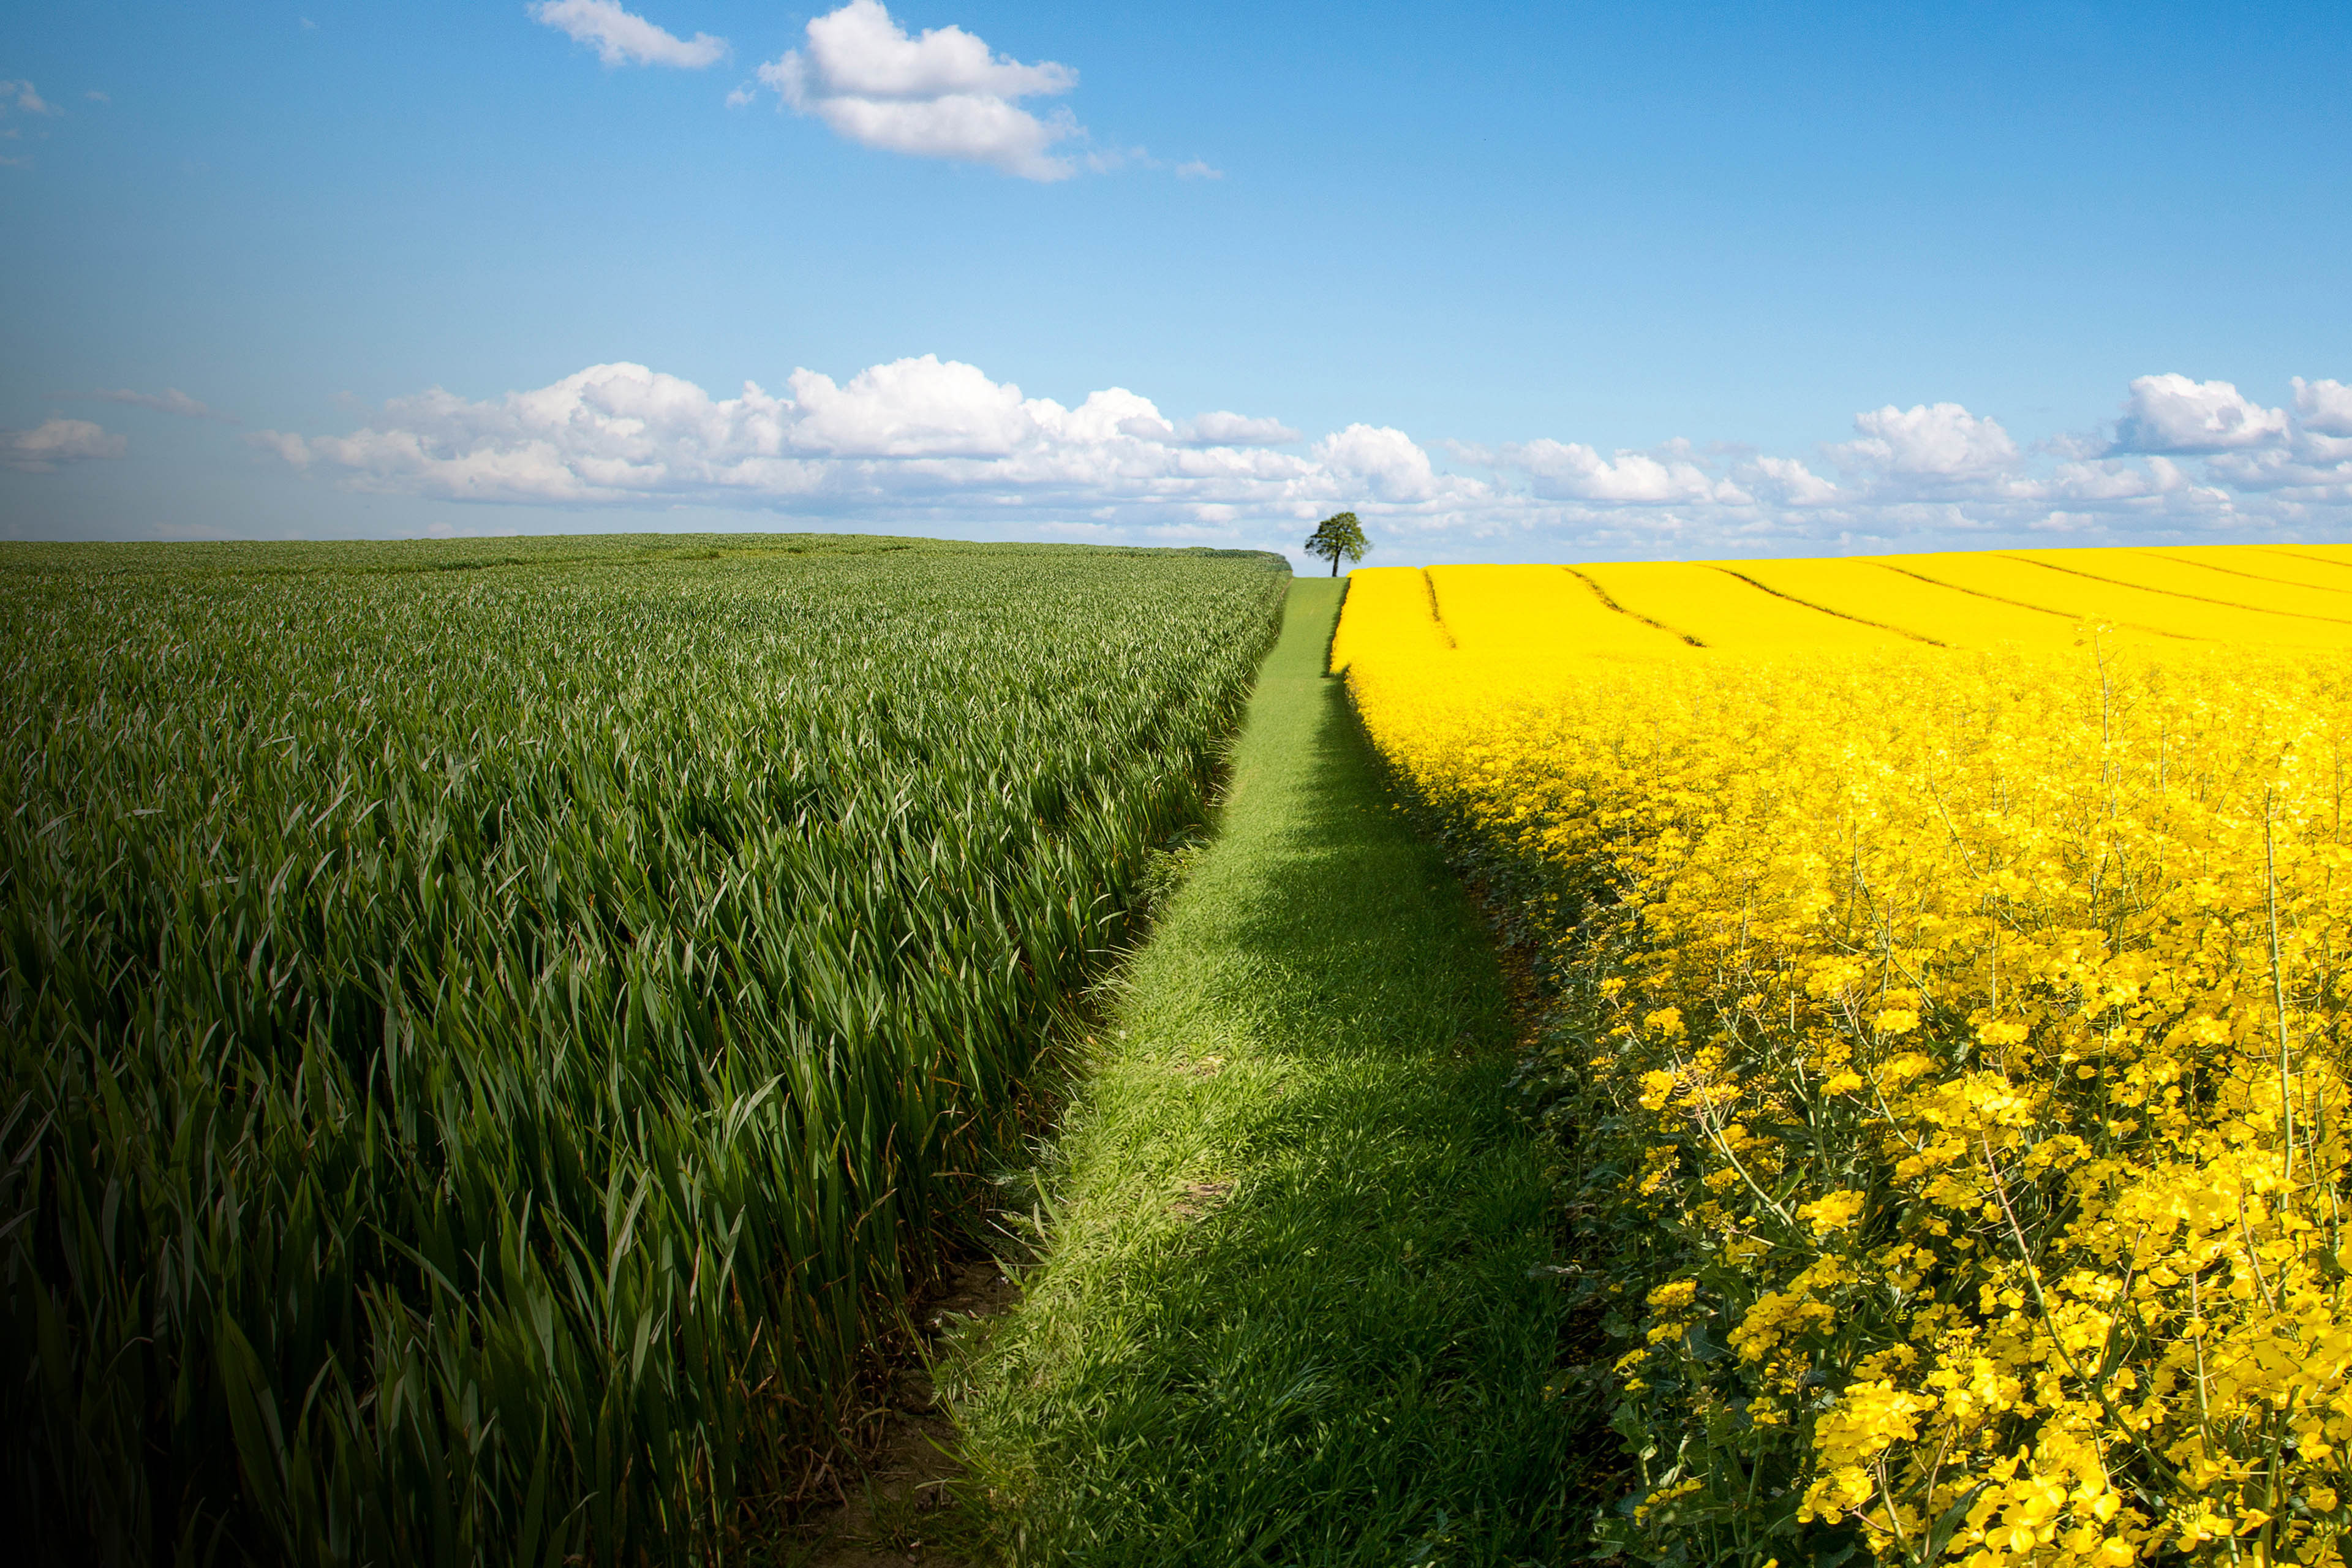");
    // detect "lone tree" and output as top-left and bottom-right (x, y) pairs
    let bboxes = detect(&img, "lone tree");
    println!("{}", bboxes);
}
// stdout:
(1304, 511), (1369, 576)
